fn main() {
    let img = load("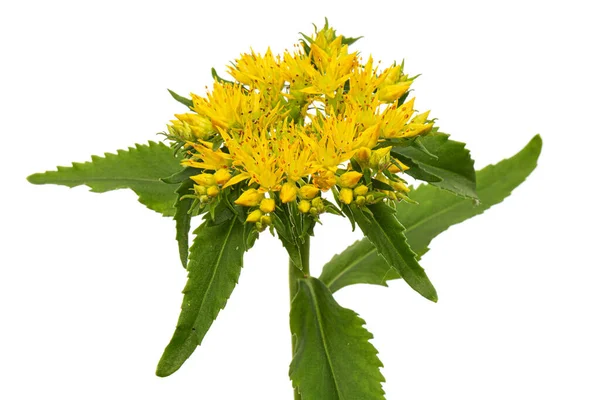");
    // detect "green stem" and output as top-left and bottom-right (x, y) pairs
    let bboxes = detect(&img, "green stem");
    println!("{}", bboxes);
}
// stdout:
(289, 237), (310, 400)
